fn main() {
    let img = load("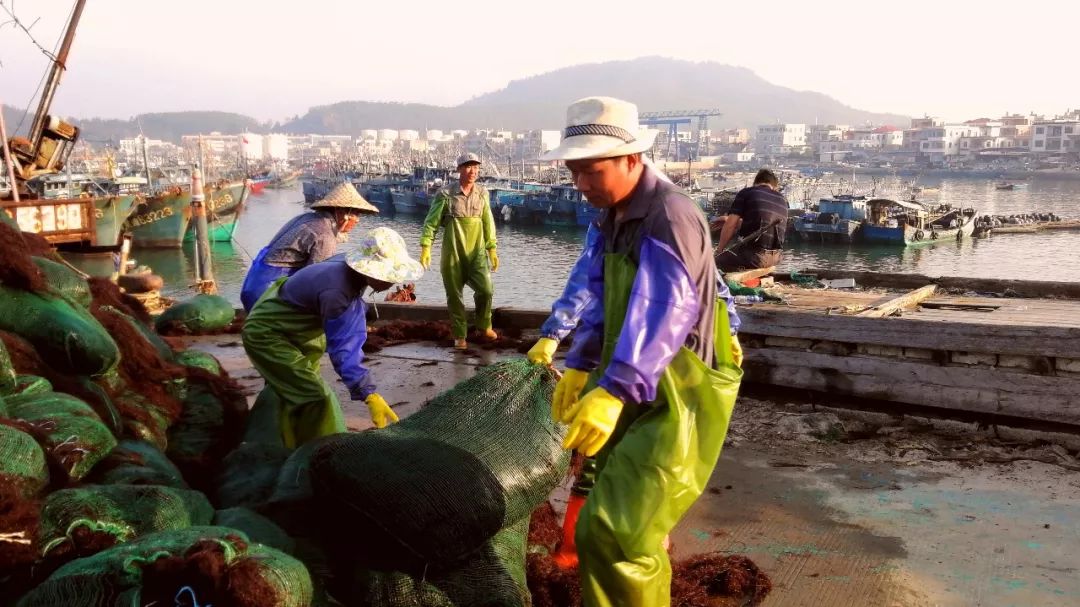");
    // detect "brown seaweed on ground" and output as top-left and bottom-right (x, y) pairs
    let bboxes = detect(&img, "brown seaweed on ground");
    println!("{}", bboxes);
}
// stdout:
(671, 553), (773, 607)
(0, 222), (48, 293)
(525, 502), (772, 607)
(527, 502), (562, 554)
